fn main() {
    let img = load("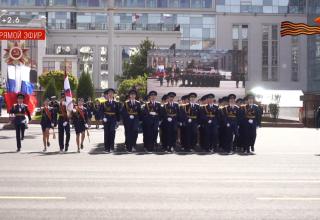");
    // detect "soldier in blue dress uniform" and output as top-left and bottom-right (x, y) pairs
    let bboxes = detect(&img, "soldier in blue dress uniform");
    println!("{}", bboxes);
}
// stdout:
(161, 92), (180, 152)
(179, 93), (200, 152)
(218, 96), (229, 152)
(178, 95), (189, 151)
(316, 106), (320, 129)
(199, 94), (220, 152)
(40, 98), (56, 152)
(240, 94), (262, 154)
(10, 93), (31, 152)
(159, 94), (168, 148)
(57, 92), (70, 152)
(99, 88), (121, 152)
(72, 98), (89, 153)
(121, 89), (141, 152)
(141, 91), (162, 152)
(221, 94), (241, 154)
